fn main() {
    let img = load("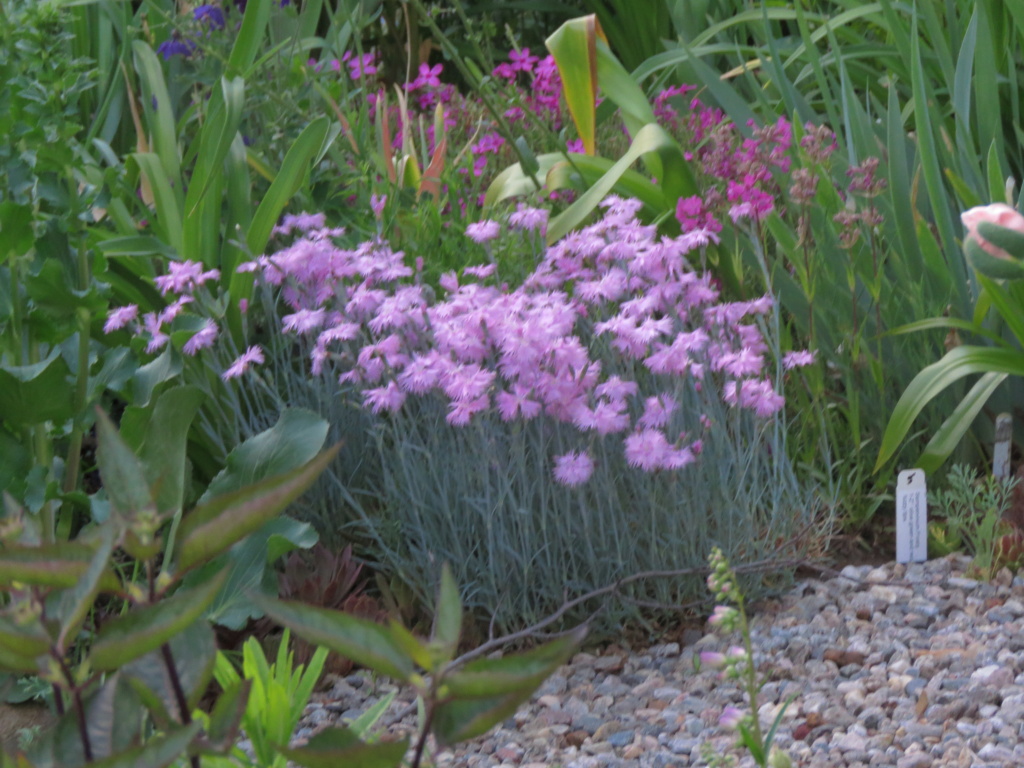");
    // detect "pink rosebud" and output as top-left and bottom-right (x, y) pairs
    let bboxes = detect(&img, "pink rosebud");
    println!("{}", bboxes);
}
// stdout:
(961, 203), (1024, 260)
